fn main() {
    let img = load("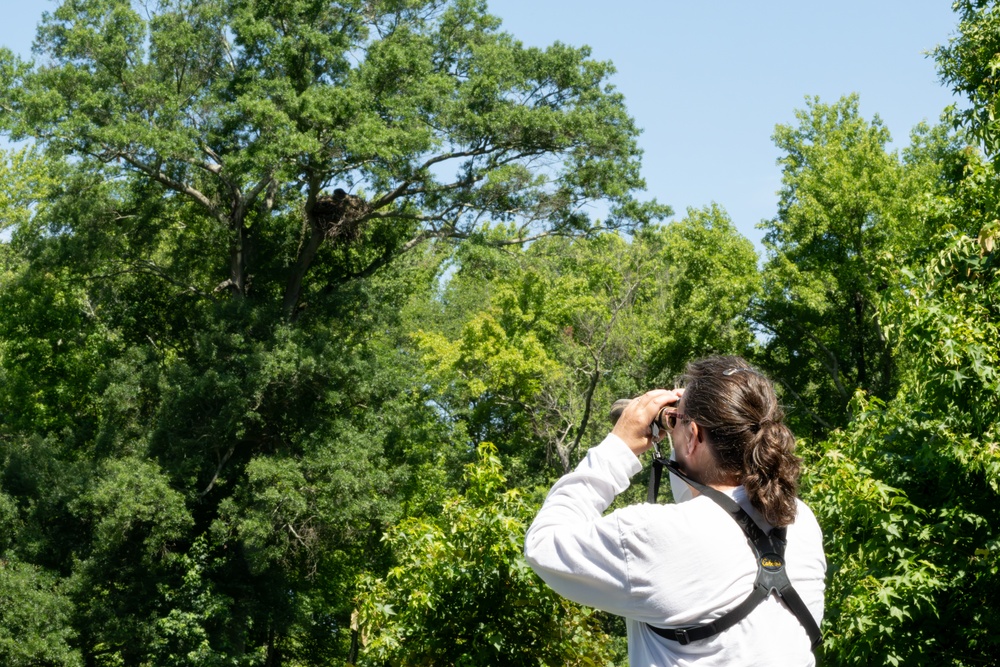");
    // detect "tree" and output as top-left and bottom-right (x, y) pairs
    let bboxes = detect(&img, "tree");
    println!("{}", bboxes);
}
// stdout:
(644, 203), (759, 386)
(794, 11), (1000, 662)
(0, 558), (82, 667)
(0, 2), (666, 664)
(415, 231), (650, 478)
(0, 486), (81, 667)
(936, 0), (1000, 163)
(0, 147), (59, 239)
(756, 95), (909, 434)
(415, 208), (758, 482)
(0, 0), (667, 319)
(803, 229), (1000, 665)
